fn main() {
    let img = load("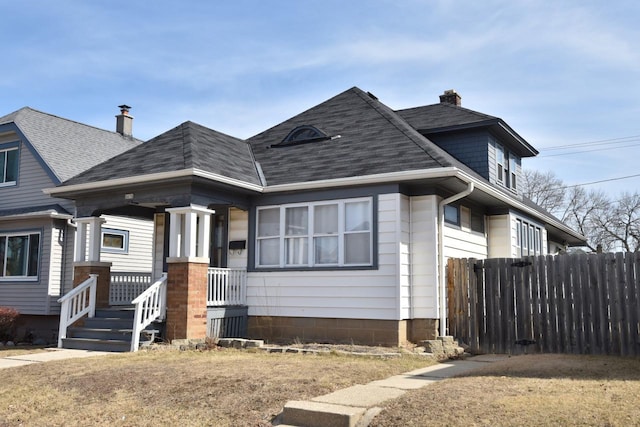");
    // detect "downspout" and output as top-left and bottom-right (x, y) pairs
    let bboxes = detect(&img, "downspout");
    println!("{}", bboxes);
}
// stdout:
(437, 182), (474, 337)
